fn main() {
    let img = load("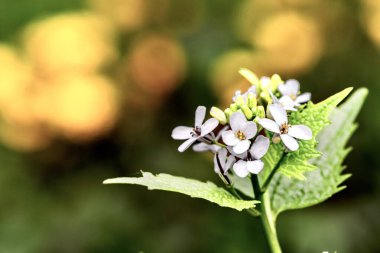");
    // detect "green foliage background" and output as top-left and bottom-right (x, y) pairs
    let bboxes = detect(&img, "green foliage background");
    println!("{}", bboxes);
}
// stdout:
(0, 0), (379, 252)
